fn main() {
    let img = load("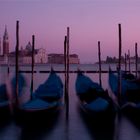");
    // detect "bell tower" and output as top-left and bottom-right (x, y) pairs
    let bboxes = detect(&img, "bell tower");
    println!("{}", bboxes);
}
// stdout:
(3, 26), (9, 56)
